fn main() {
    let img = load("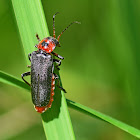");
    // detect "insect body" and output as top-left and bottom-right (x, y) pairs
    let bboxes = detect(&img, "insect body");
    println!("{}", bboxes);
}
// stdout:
(21, 13), (79, 113)
(31, 50), (54, 113)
